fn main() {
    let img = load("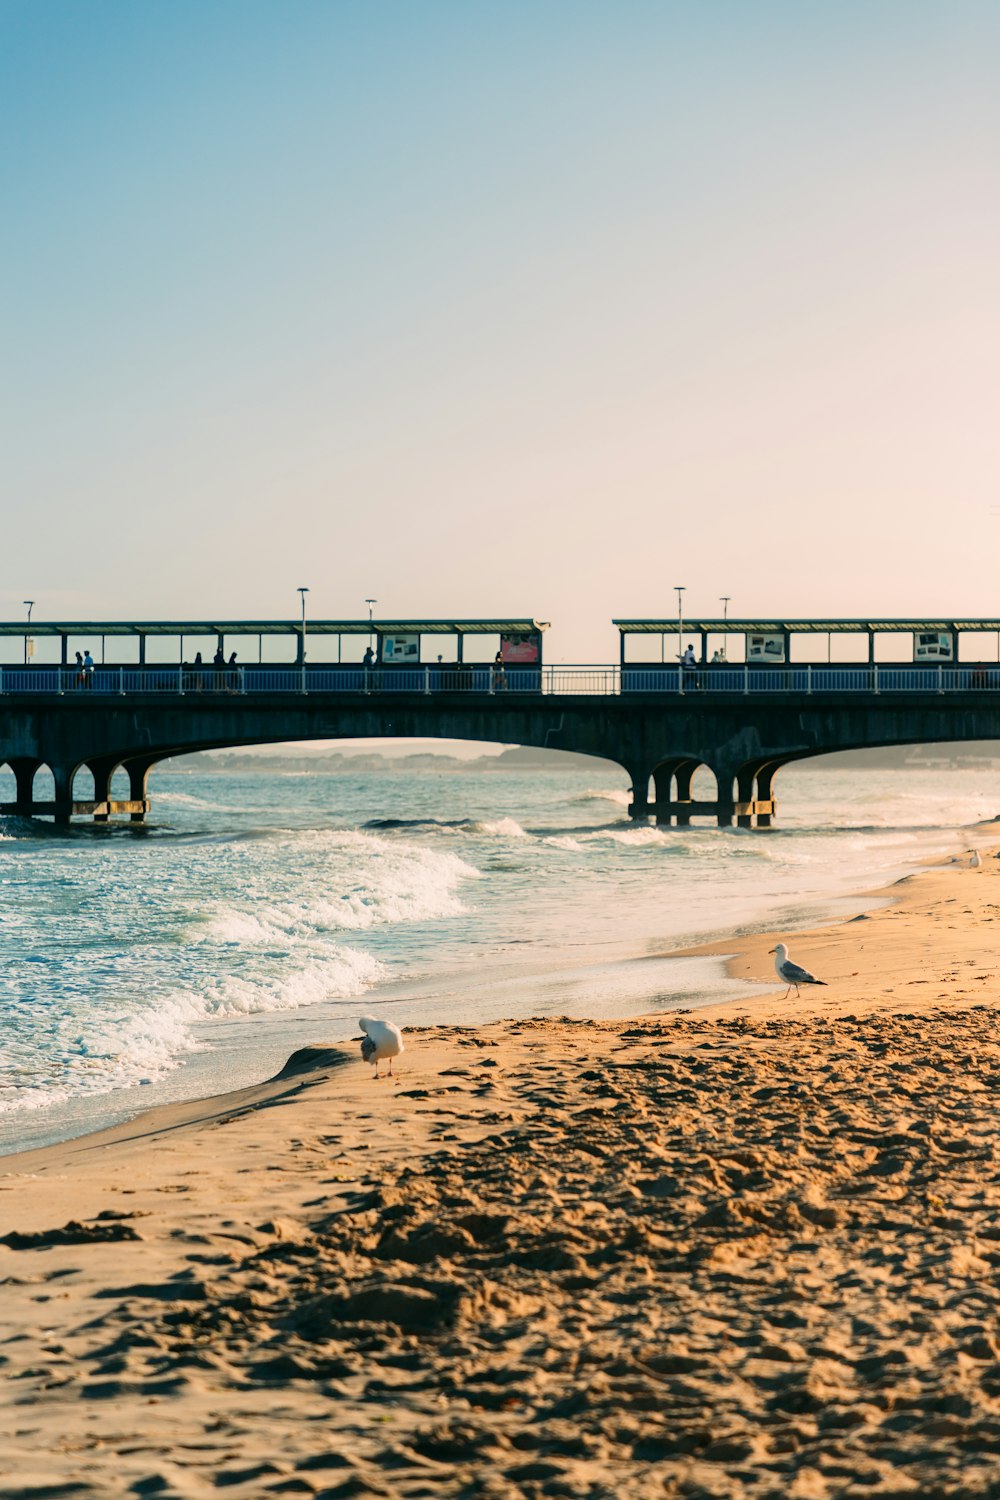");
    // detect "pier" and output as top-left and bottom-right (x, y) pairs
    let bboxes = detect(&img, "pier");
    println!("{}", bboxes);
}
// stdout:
(2, 615), (1000, 826)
